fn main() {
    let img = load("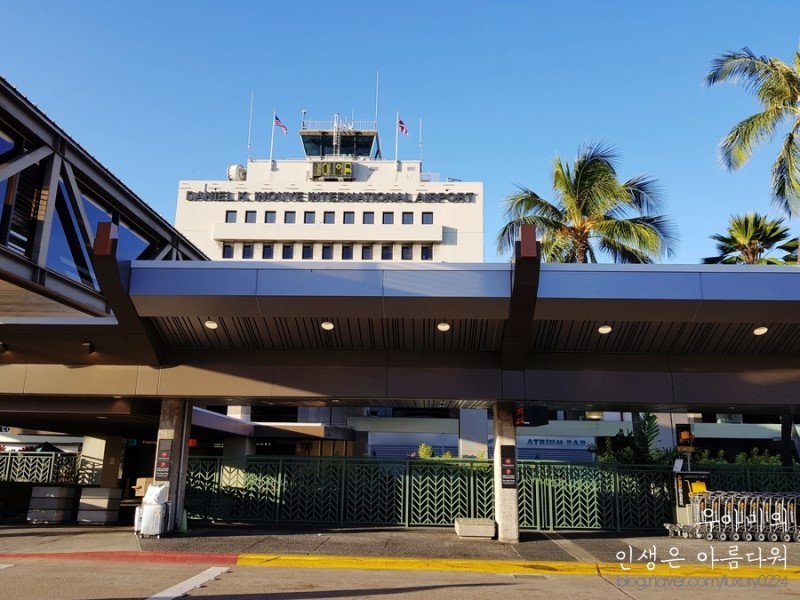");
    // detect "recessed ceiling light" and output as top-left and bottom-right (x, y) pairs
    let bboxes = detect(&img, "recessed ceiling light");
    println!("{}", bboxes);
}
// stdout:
(321, 321), (335, 331)
(598, 325), (612, 335)
(753, 326), (768, 336)
(204, 320), (219, 330)
(436, 322), (451, 332)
